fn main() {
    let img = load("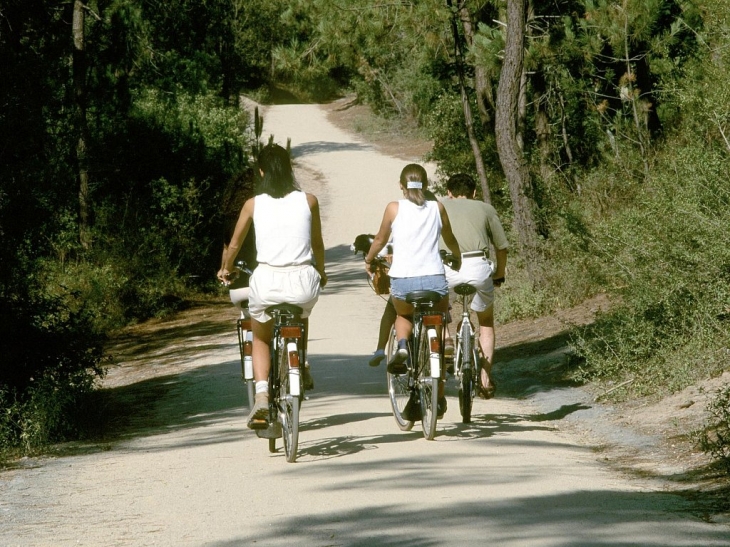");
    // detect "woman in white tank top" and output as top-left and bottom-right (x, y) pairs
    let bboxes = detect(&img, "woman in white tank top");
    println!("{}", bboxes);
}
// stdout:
(363, 164), (461, 414)
(218, 144), (327, 428)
